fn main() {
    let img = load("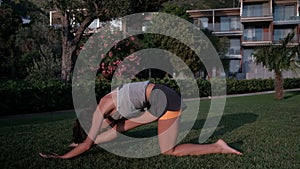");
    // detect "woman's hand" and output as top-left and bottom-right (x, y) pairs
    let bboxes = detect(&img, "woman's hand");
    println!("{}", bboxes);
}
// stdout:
(39, 152), (62, 159)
